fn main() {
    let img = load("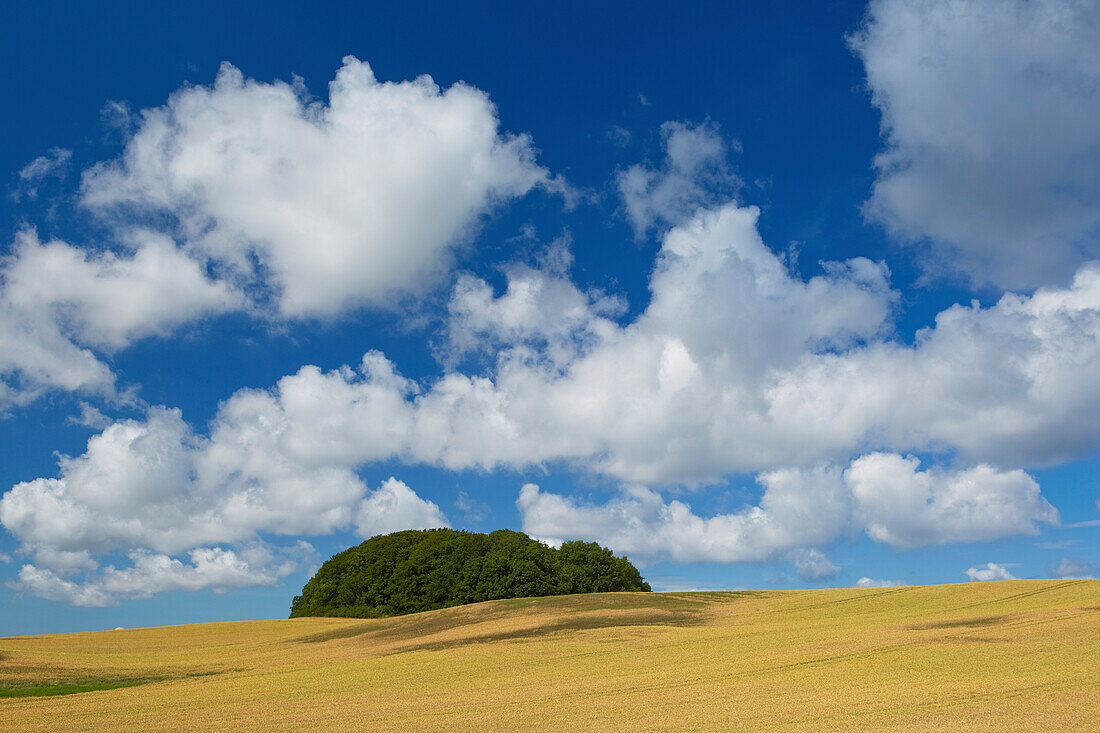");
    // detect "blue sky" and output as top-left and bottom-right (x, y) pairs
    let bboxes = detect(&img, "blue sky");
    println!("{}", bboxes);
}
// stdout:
(1, 0), (1098, 634)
